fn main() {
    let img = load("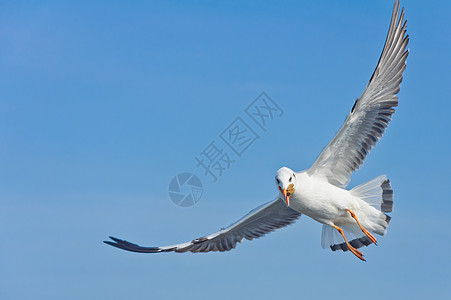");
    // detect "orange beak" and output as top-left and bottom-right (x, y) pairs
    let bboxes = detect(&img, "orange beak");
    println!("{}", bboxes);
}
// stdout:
(279, 186), (290, 207)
